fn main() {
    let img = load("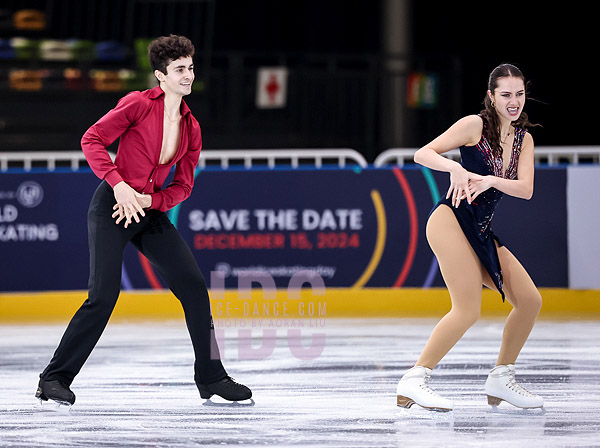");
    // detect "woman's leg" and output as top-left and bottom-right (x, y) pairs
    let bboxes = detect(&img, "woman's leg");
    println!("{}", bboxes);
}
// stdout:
(481, 245), (544, 408)
(490, 246), (542, 365)
(415, 205), (485, 369)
